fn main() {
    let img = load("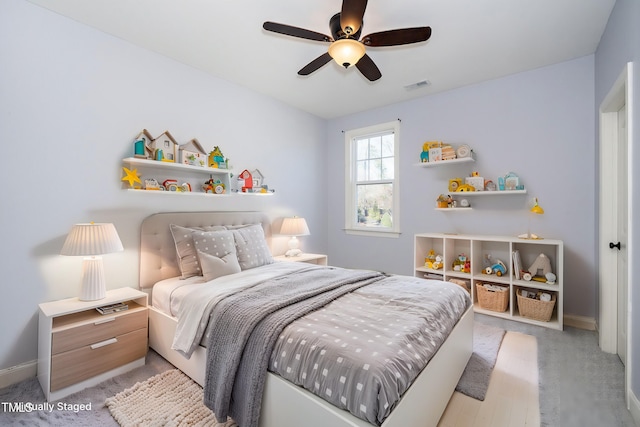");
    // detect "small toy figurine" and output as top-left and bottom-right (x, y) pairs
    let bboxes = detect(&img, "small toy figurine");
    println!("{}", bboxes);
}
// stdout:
(425, 249), (436, 266)
(121, 167), (142, 188)
(420, 141), (437, 162)
(163, 179), (179, 191)
(144, 178), (162, 190)
(449, 178), (462, 192)
(177, 183), (192, 192)
(452, 254), (470, 273)
(528, 253), (552, 277)
(432, 254), (444, 270)
(425, 250), (443, 269)
(436, 194), (450, 208)
(203, 176), (225, 194)
(484, 259), (507, 276)
(420, 149), (429, 163)
(455, 184), (476, 192)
